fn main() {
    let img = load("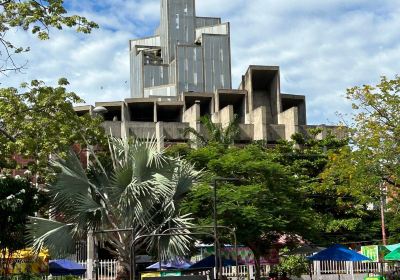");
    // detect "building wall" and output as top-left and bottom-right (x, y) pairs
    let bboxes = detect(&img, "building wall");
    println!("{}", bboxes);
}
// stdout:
(195, 17), (221, 28)
(130, 50), (144, 98)
(176, 45), (204, 93)
(143, 65), (169, 88)
(160, 0), (196, 64)
(202, 34), (231, 92)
